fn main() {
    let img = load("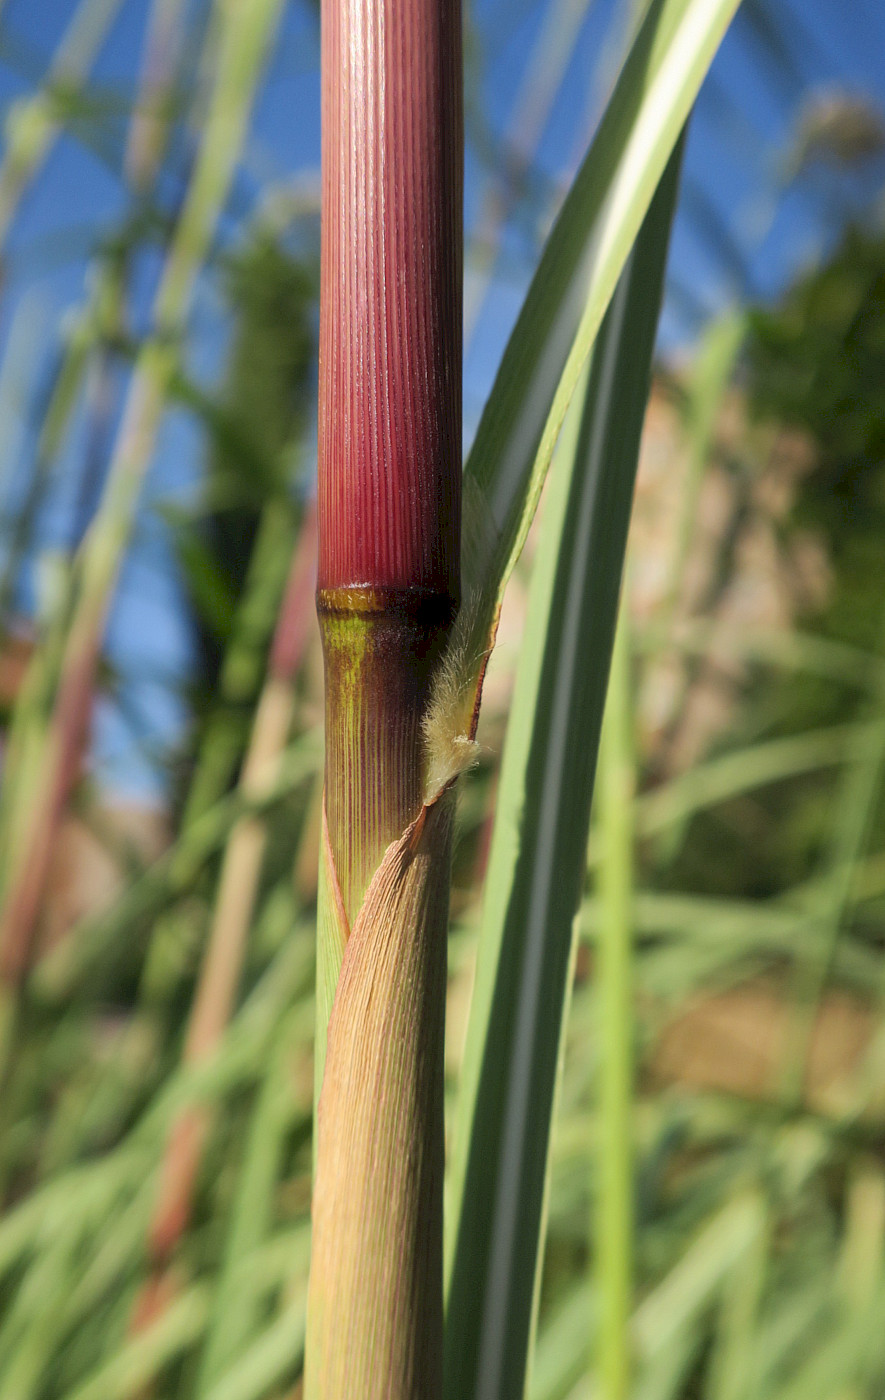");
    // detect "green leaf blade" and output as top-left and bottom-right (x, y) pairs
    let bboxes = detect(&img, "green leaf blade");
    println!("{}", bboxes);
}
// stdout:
(444, 135), (686, 1400)
(430, 0), (742, 762)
